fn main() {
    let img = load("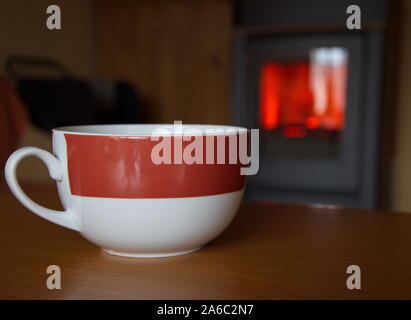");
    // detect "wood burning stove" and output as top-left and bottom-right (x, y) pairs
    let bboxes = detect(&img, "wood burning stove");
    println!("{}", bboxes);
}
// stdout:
(233, 0), (394, 208)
